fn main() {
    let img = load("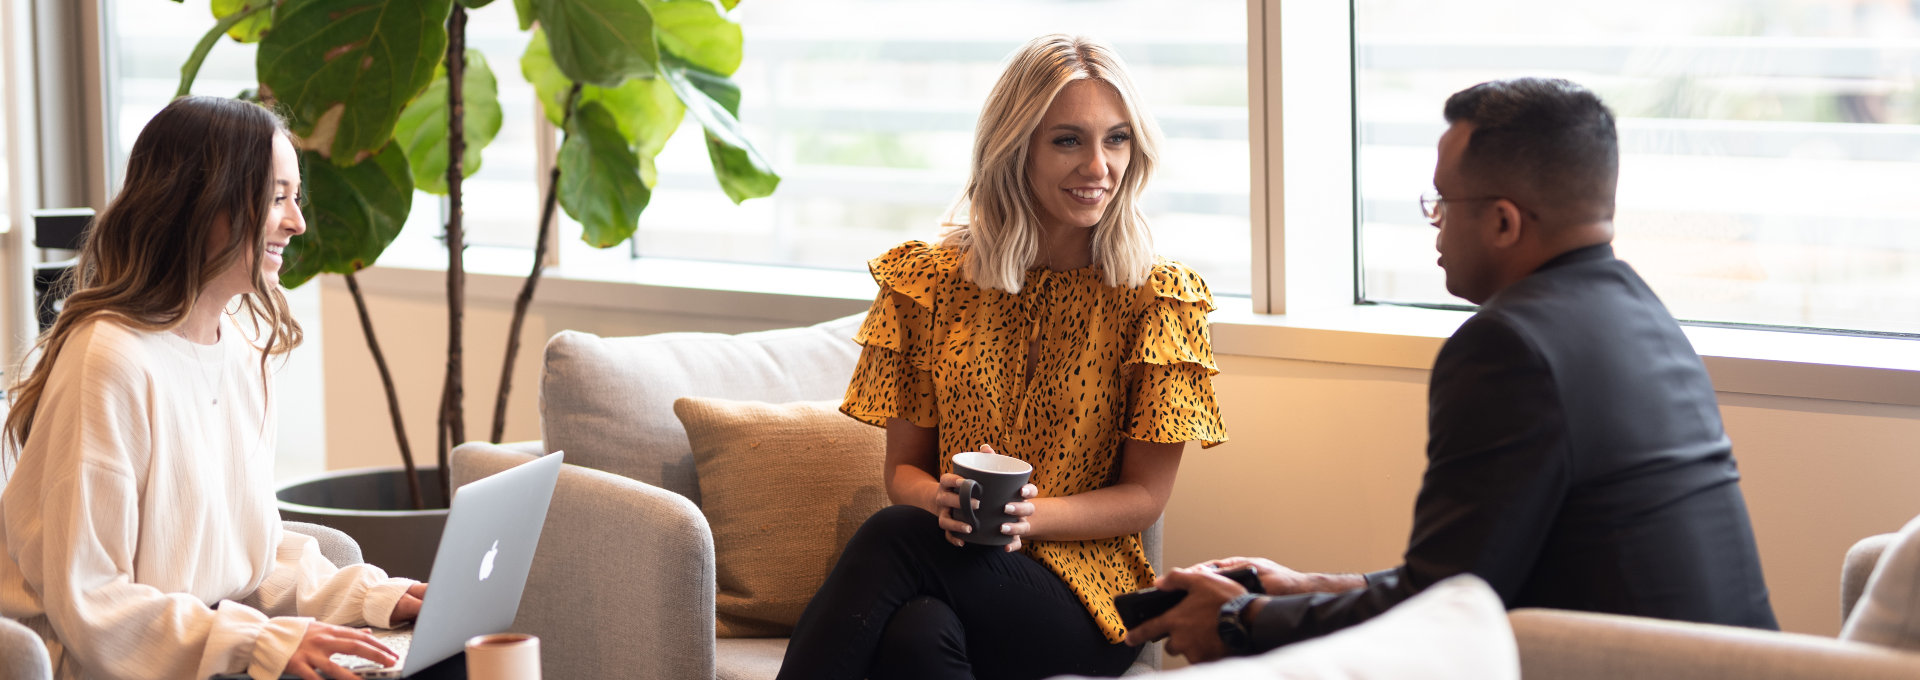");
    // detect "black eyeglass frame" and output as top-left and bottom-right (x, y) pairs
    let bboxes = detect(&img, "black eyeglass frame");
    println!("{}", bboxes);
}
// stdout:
(1419, 192), (1540, 224)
